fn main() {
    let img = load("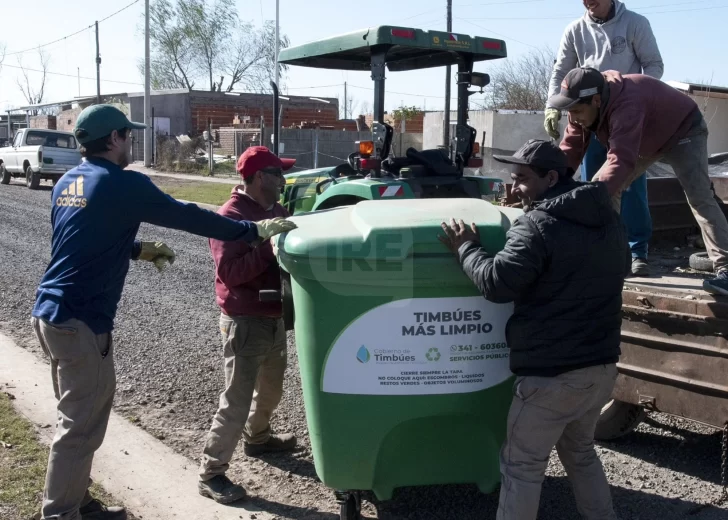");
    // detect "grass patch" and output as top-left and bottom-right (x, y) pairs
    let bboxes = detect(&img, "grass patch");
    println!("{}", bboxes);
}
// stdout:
(202, 161), (237, 177)
(156, 180), (234, 207)
(0, 392), (132, 520)
(0, 392), (47, 519)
